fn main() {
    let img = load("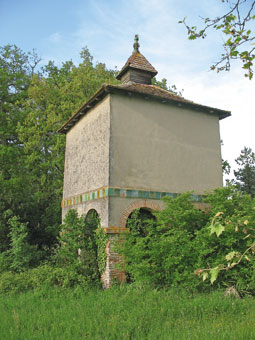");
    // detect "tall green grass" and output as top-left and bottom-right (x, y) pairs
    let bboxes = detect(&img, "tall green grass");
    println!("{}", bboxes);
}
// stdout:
(0, 285), (254, 340)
